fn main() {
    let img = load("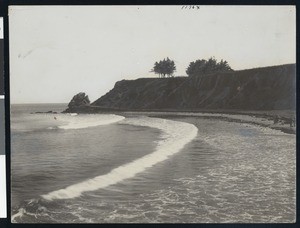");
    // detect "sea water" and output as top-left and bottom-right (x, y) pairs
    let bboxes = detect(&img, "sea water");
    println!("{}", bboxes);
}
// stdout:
(11, 104), (296, 223)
